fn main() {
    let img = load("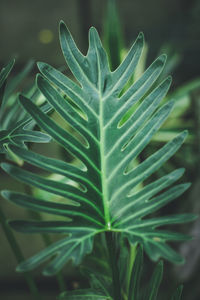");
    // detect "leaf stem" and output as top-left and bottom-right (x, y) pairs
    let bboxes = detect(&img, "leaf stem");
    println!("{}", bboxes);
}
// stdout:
(105, 231), (121, 300)
(0, 205), (42, 300)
